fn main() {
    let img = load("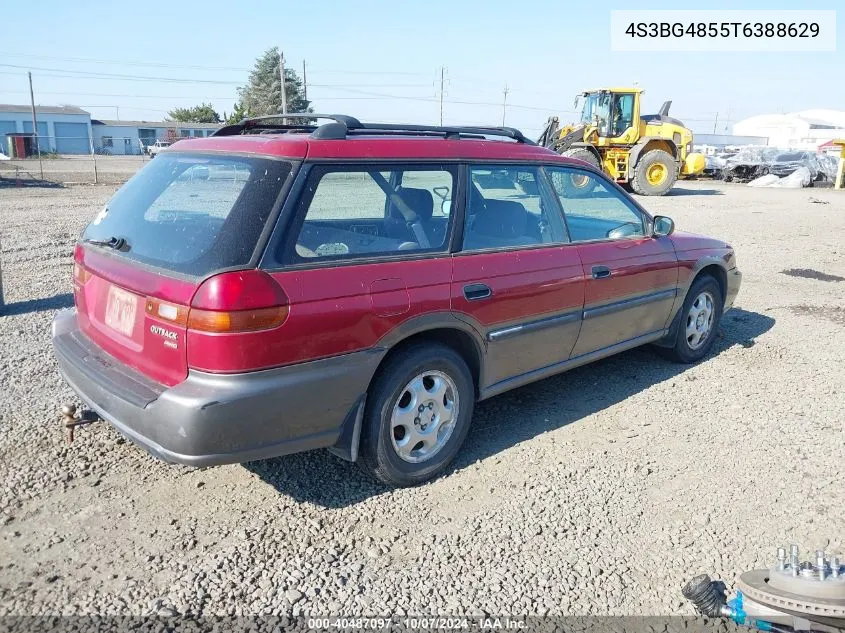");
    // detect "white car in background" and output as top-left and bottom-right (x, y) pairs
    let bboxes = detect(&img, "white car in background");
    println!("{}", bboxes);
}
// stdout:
(147, 140), (171, 158)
